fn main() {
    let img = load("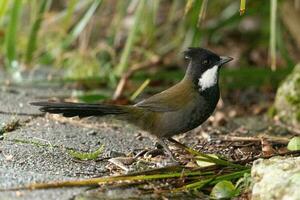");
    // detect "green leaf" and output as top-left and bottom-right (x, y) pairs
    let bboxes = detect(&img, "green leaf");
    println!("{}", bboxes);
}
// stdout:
(287, 137), (300, 151)
(67, 145), (104, 160)
(195, 154), (219, 167)
(210, 180), (237, 200)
